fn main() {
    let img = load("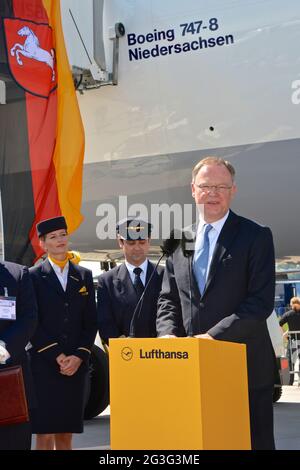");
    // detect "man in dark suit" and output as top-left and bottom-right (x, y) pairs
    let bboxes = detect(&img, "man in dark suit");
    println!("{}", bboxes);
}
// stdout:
(156, 157), (276, 450)
(97, 219), (164, 343)
(0, 262), (37, 450)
